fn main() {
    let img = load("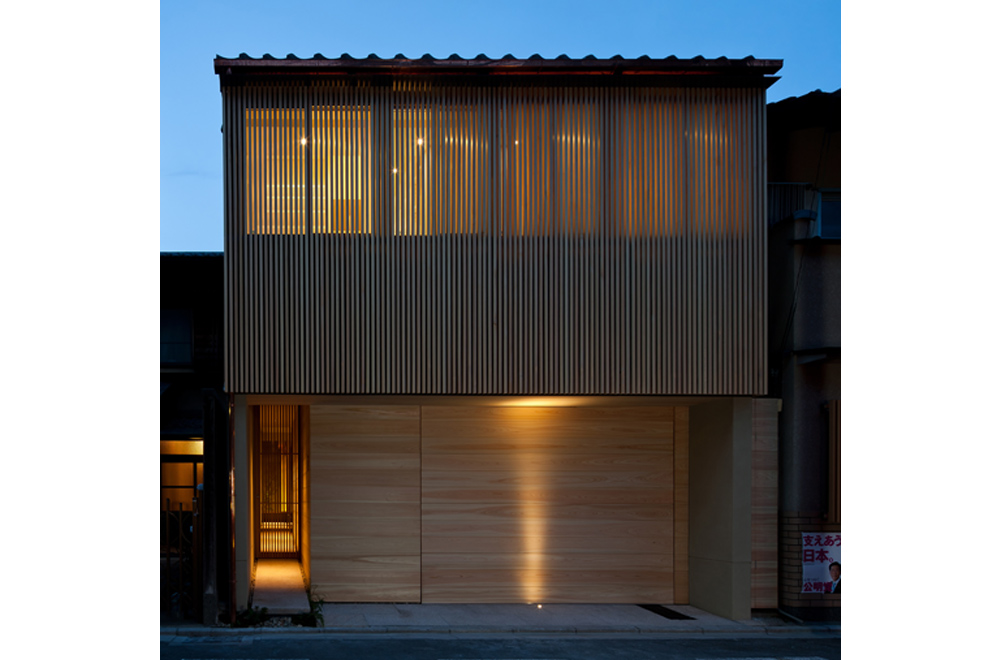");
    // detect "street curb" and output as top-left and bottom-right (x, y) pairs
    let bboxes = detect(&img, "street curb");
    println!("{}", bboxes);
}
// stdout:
(162, 624), (840, 638)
